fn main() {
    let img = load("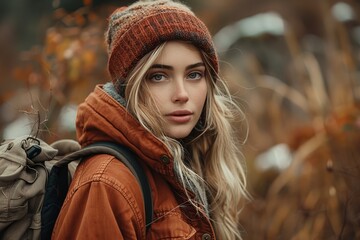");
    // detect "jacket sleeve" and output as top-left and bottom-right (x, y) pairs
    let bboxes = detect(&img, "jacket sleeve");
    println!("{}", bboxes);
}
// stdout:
(52, 158), (146, 240)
